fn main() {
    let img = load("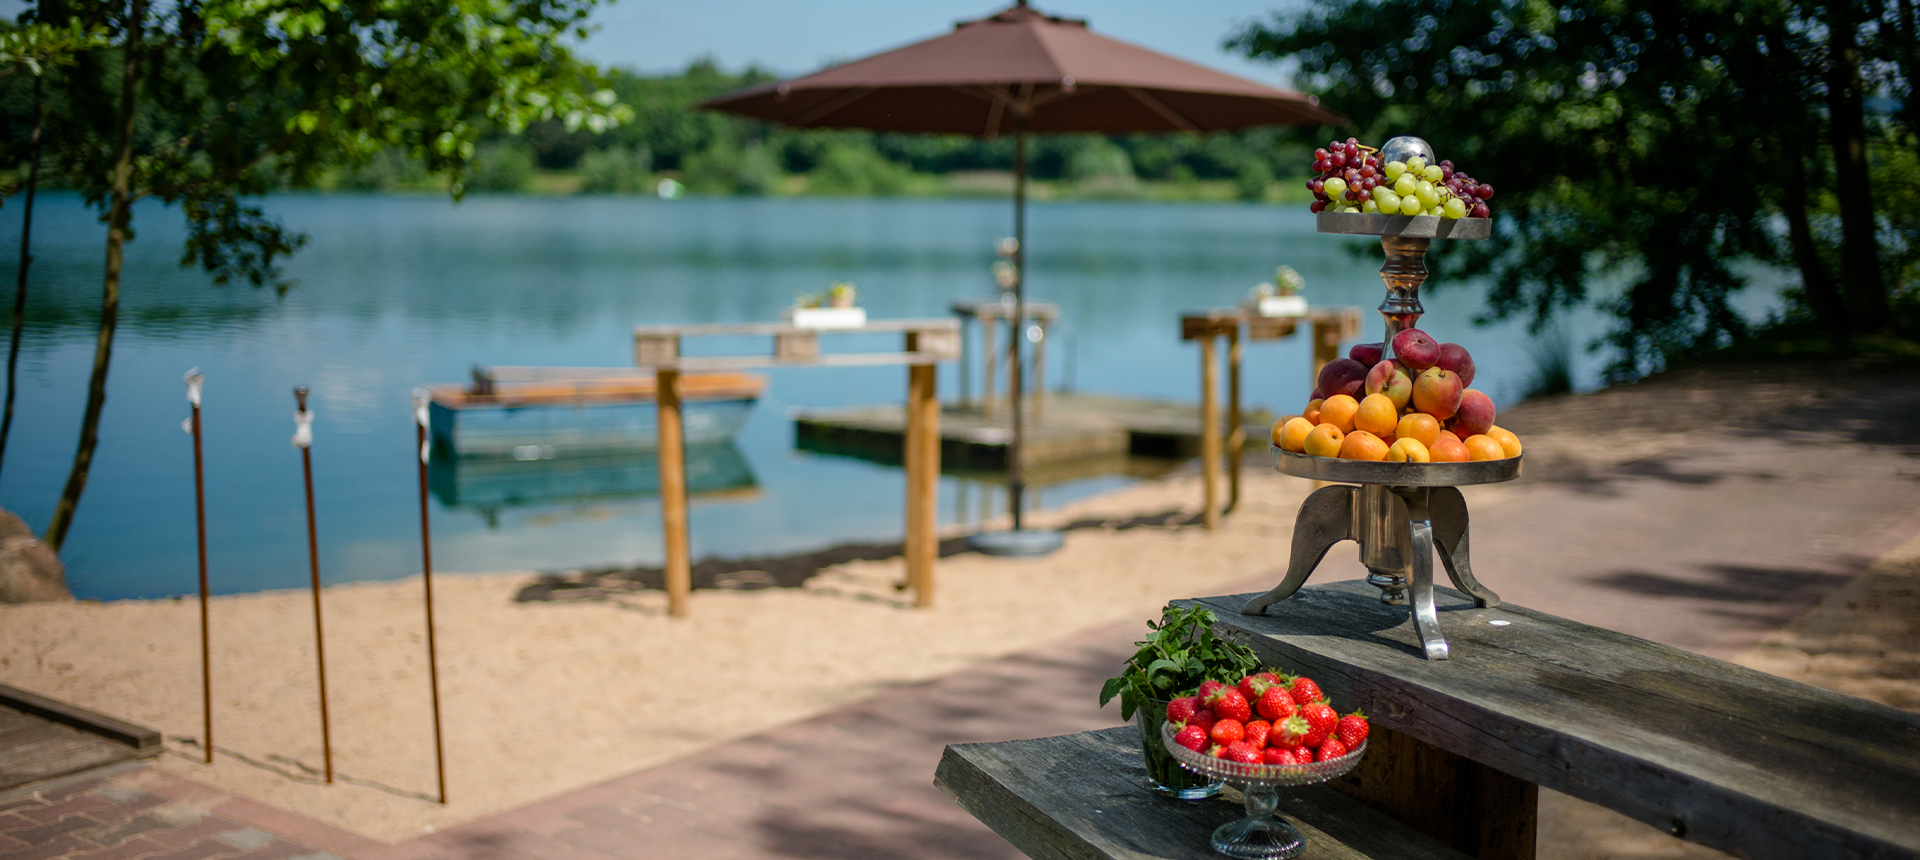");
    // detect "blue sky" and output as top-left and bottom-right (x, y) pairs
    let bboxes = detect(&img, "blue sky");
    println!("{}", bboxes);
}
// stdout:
(577, 0), (1301, 85)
